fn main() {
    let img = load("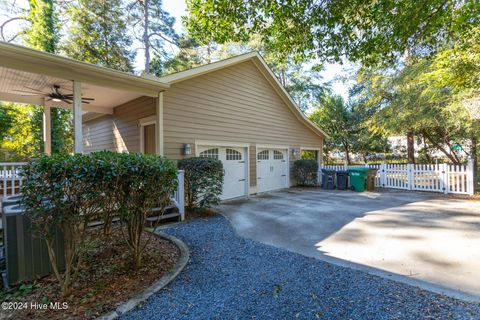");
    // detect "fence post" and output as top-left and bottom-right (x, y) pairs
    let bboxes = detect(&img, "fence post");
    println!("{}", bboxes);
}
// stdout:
(467, 158), (475, 195)
(380, 163), (386, 188)
(177, 170), (185, 221)
(407, 163), (413, 190)
(443, 163), (449, 194)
